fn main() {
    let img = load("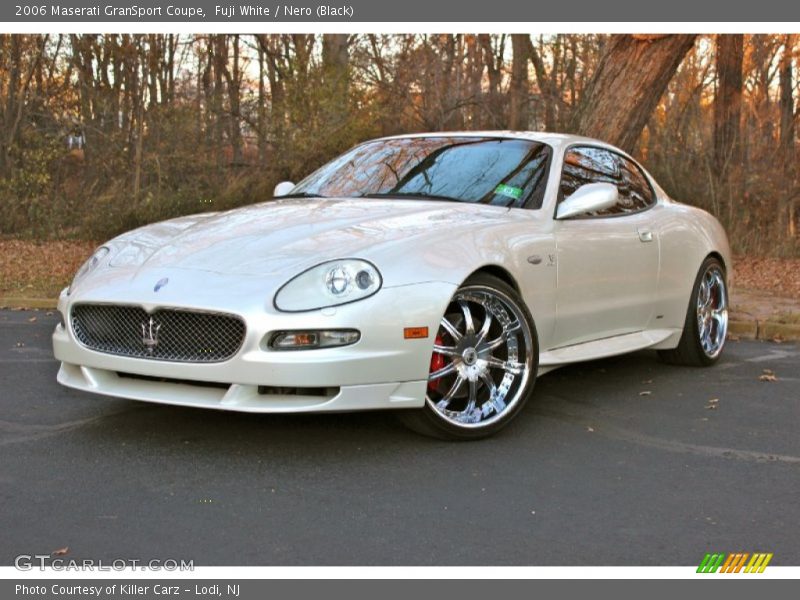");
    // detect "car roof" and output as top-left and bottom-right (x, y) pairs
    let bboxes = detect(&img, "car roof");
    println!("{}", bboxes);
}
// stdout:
(372, 131), (624, 154)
